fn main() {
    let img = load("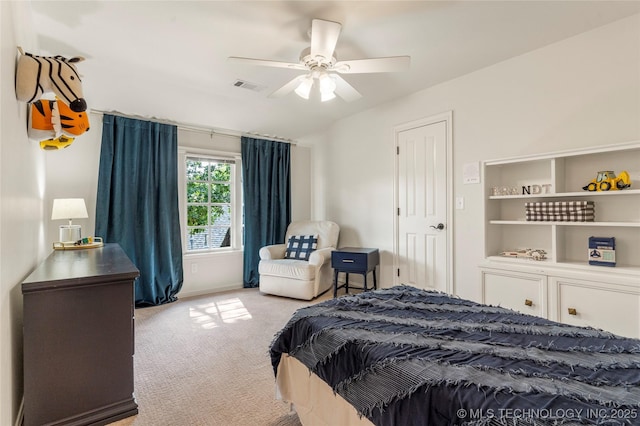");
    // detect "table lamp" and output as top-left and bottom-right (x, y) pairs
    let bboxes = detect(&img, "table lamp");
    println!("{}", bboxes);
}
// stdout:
(51, 198), (88, 242)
